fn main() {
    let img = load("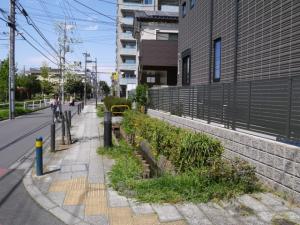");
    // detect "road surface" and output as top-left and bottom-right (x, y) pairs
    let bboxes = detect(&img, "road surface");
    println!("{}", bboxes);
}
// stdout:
(0, 105), (78, 225)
